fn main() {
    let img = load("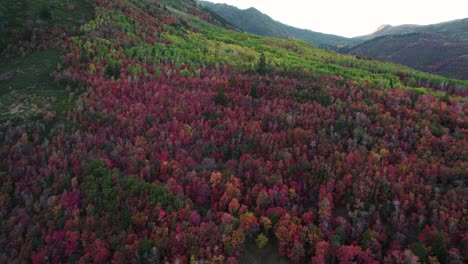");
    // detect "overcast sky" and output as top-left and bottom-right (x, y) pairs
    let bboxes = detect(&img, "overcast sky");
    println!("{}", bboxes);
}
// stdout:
(207, 0), (468, 37)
